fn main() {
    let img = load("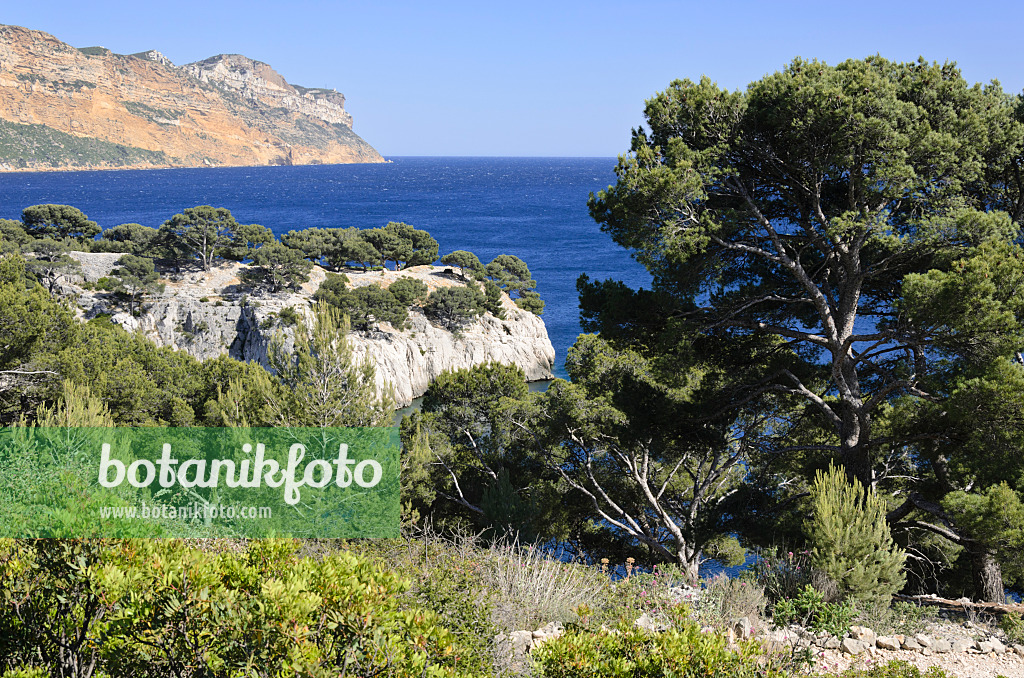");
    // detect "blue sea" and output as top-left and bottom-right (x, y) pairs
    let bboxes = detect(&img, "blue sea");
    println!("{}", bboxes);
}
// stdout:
(0, 157), (651, 378)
